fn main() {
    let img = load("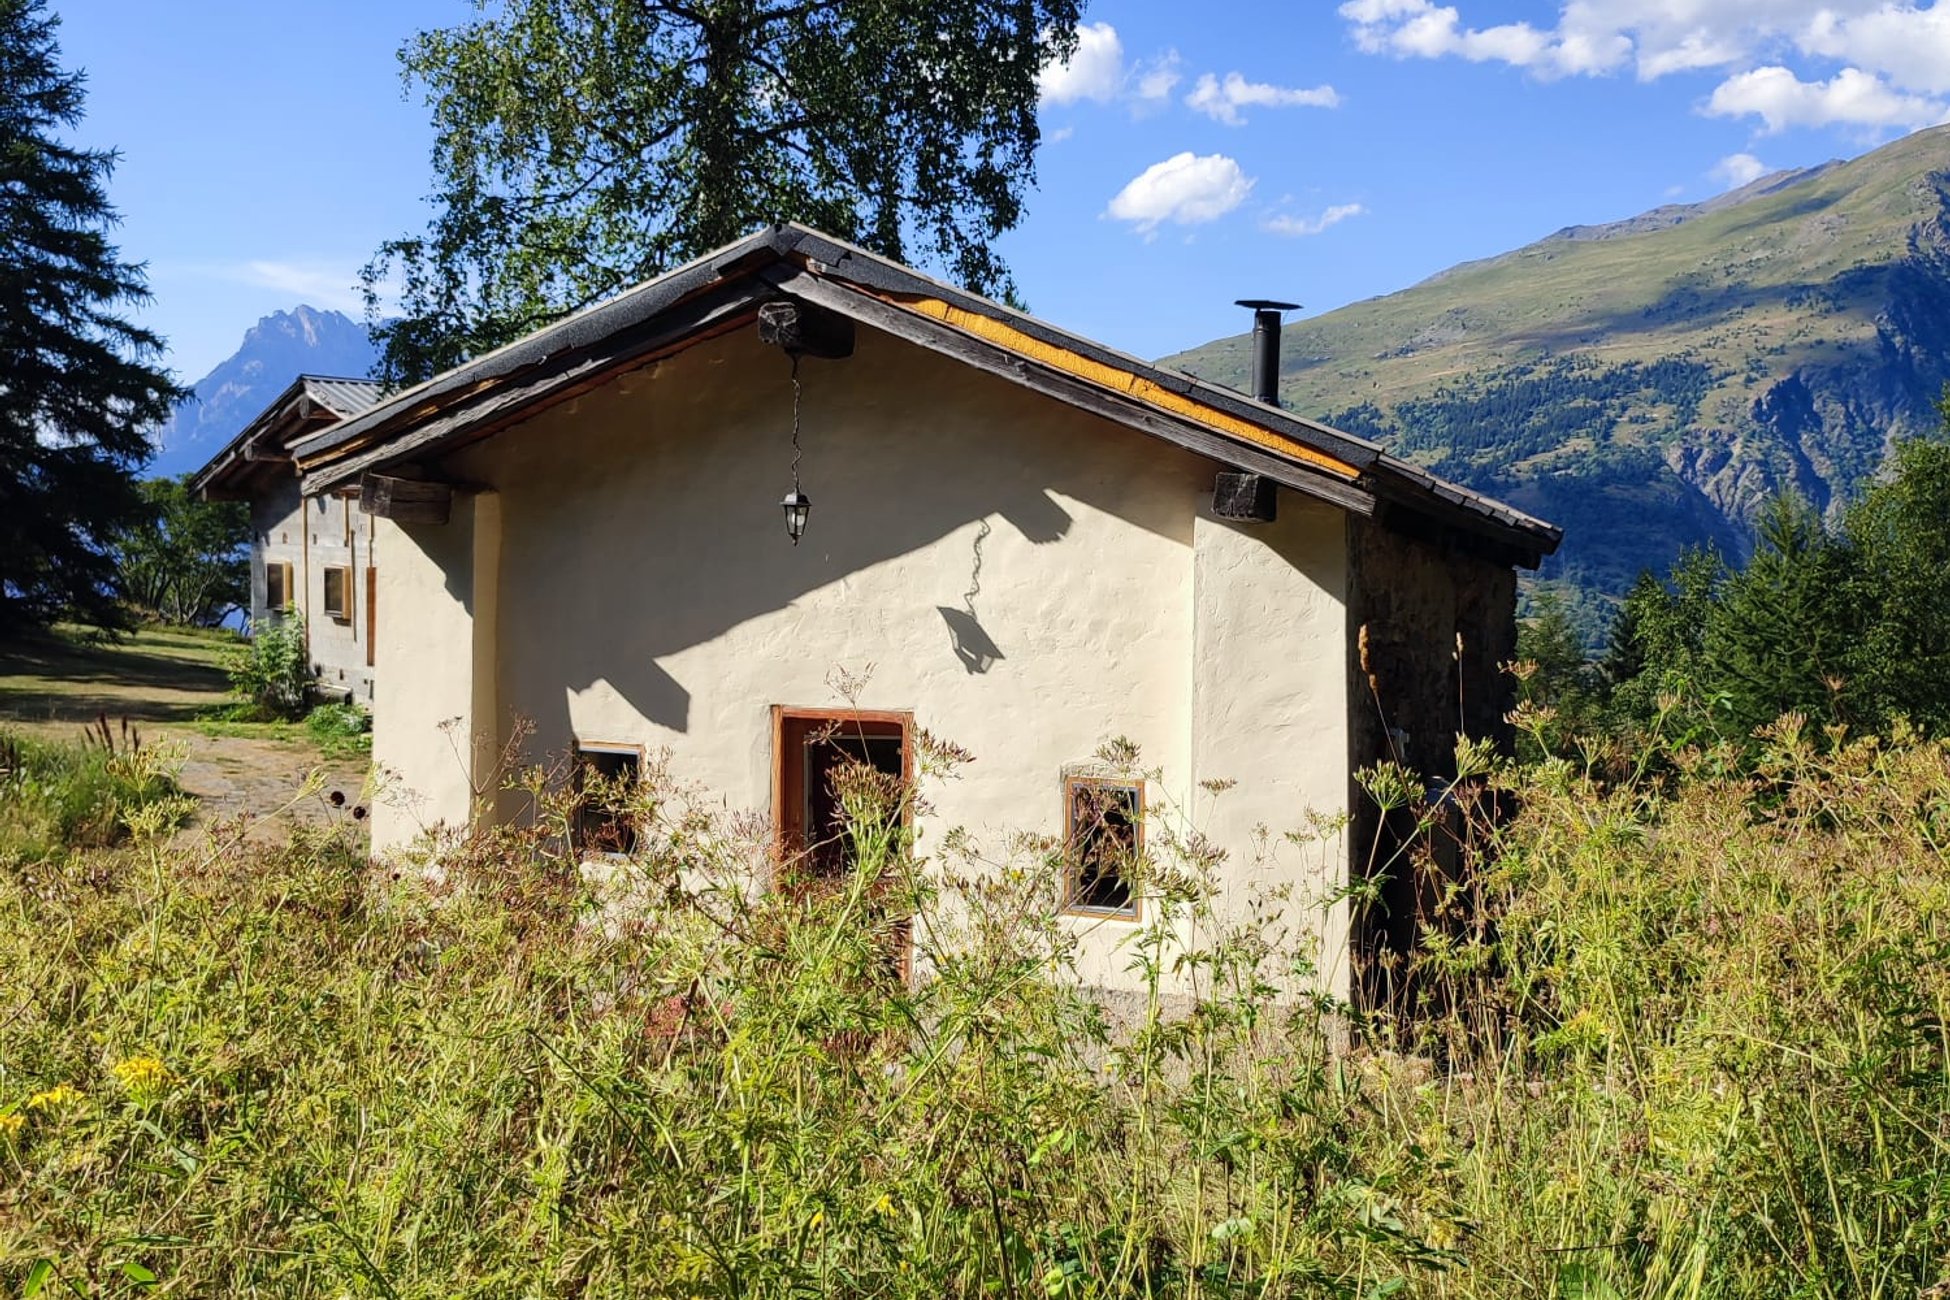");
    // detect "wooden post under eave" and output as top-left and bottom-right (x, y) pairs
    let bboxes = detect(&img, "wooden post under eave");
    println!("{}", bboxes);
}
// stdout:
(360, 473), (453, 525)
